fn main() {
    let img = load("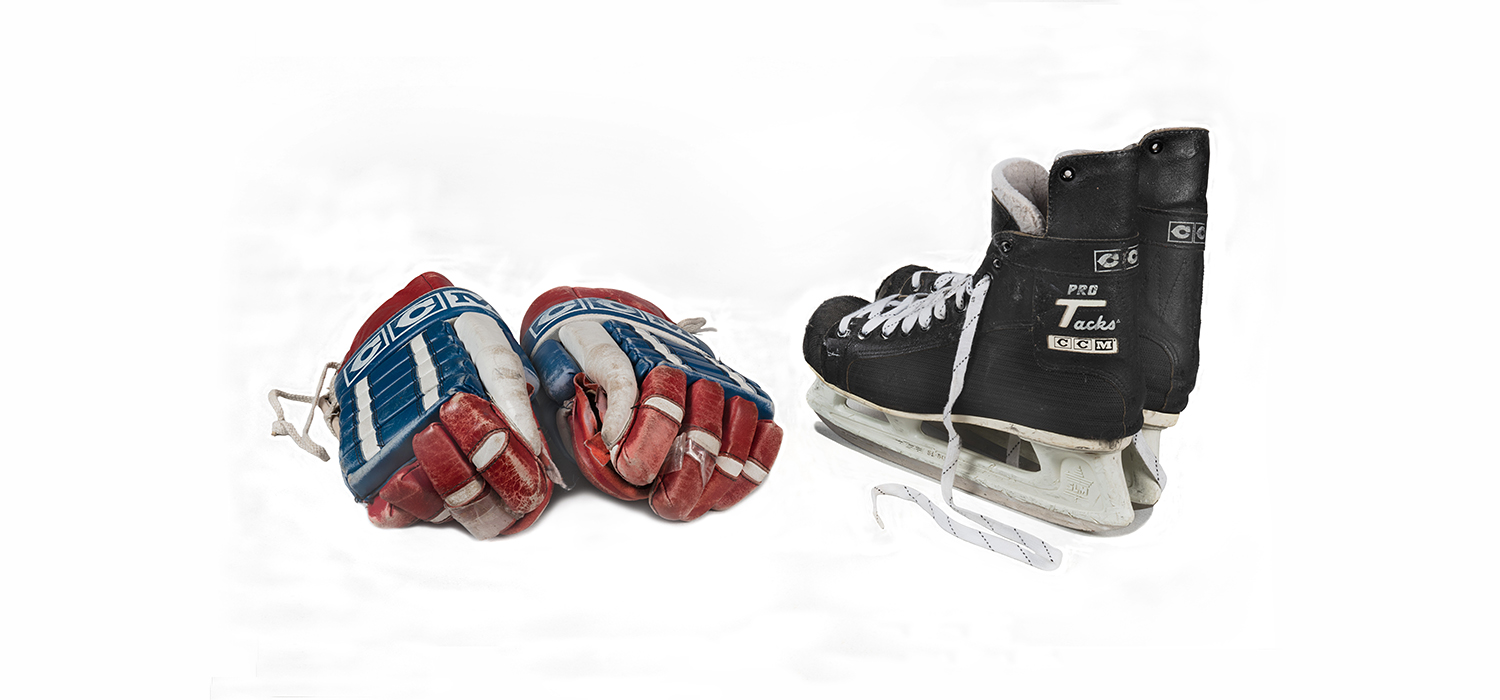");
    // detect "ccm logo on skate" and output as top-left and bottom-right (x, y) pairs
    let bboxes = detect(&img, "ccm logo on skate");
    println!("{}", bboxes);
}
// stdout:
(1093, 245), (1140, 273)
(1169, 221), (1207, 244)
(1055, 298), (1117, 331)
(1047, 335), (1118, 354)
